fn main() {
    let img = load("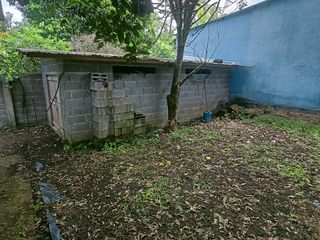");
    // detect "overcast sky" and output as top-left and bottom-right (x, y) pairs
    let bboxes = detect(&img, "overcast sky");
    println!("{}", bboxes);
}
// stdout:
(2, 0), (266, 23)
